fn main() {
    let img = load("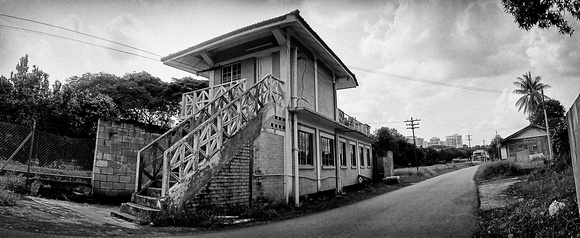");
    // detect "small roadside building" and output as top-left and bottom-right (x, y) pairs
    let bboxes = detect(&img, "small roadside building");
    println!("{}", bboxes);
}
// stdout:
(499, 125), (549, 161)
